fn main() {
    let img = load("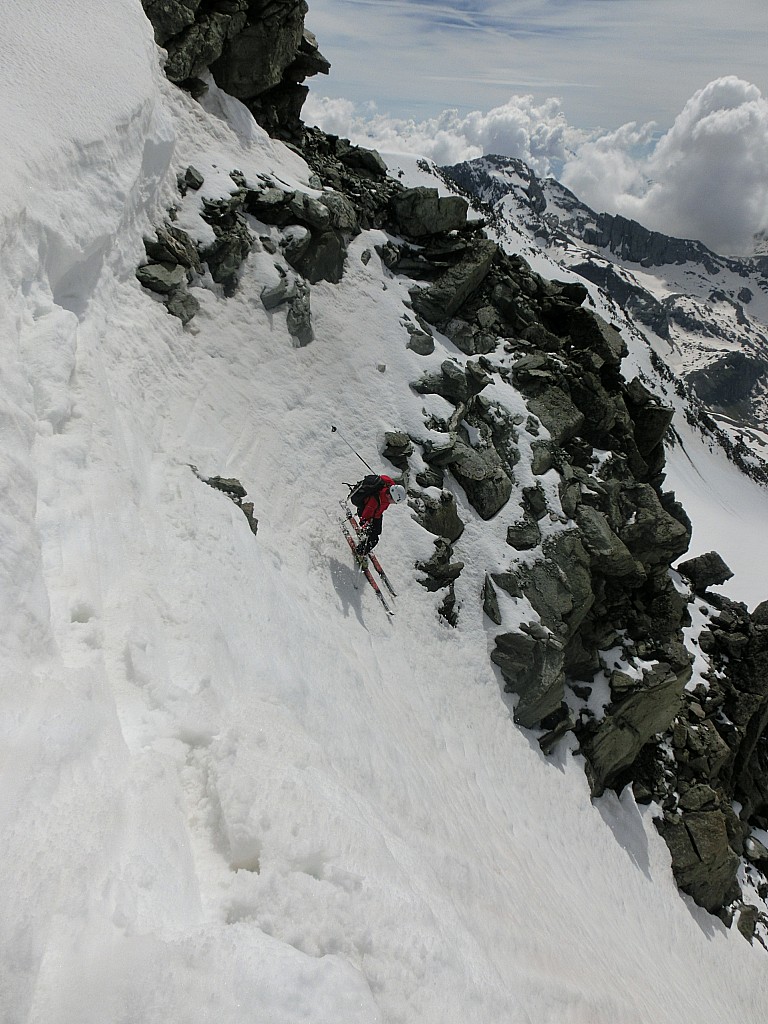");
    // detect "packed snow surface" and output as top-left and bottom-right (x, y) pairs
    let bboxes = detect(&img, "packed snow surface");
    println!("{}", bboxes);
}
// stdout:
(2, 4), (768, 1023)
